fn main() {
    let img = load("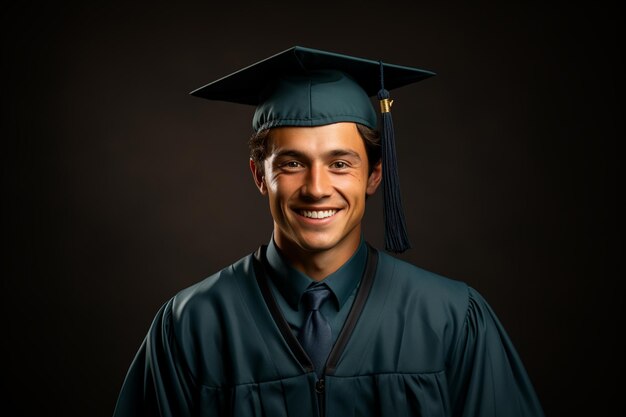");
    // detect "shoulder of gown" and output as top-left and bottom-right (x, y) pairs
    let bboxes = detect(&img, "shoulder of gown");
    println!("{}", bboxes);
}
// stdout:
(374, 252), (544, 416)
